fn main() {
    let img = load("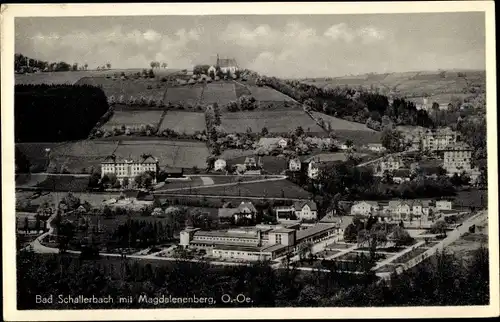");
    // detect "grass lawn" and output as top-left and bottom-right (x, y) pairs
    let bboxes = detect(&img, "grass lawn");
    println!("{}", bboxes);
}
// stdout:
(221, 110), (325, 135)
(158, 111), (206, 134)
(159, 175), (271, 190)
(16, 142), (65, 172)
(220, 149), (256, 160)
(36, 175), (91, 192)
(452, 189), (488, 209)
(161, 179), (311, 199)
